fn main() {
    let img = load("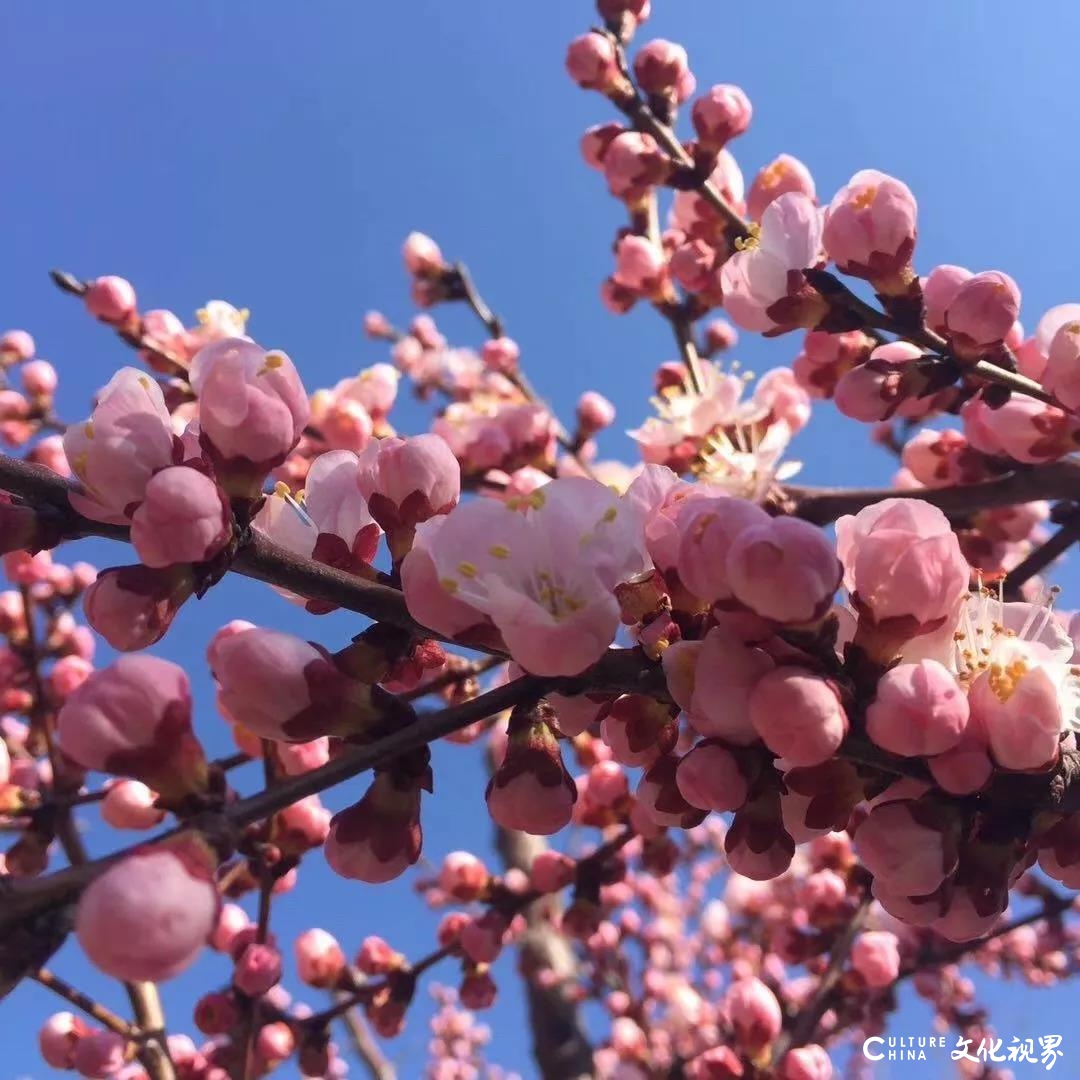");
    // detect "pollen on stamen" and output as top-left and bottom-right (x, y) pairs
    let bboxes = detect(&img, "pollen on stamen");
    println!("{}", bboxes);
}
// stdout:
(458, 561), (479, 579)
(489, 545), (510, 559)
(439, 577), (459, 595)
